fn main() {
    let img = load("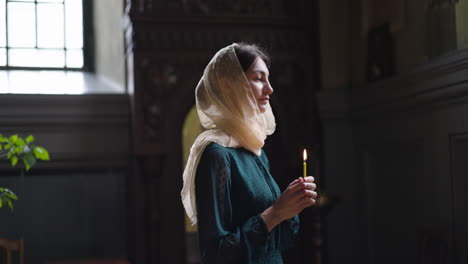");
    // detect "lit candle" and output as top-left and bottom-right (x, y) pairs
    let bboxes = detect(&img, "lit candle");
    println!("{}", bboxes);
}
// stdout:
(303, 149), (307, 178)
